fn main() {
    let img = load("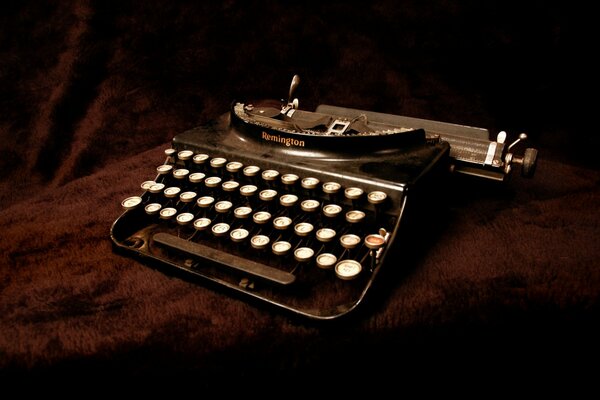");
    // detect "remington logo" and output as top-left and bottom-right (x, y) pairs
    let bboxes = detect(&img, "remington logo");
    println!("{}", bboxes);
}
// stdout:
(262, 131), (305, 147)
